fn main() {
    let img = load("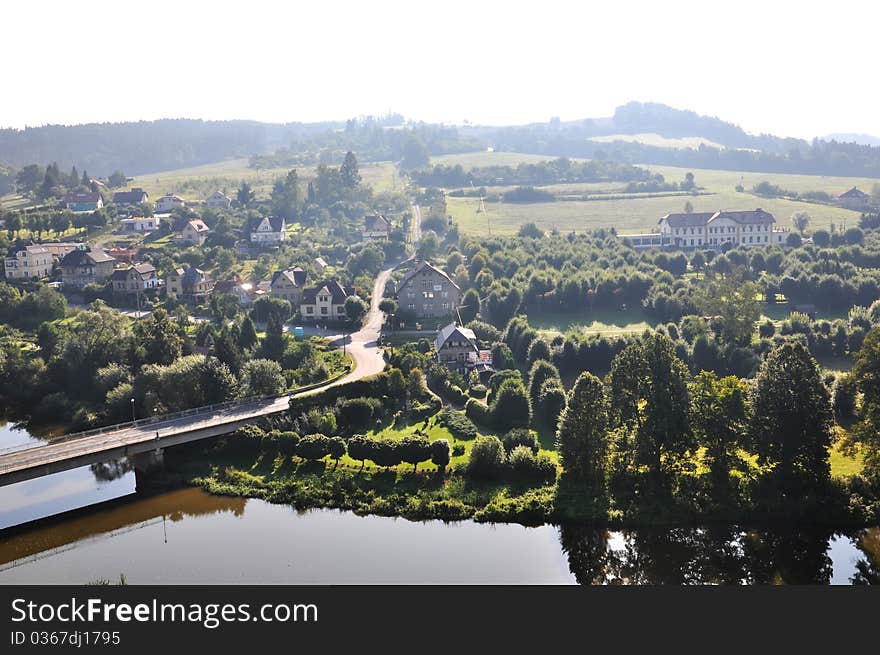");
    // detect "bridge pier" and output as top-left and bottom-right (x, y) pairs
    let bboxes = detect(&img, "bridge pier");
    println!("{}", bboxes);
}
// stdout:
(131, 449), (164, 491)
